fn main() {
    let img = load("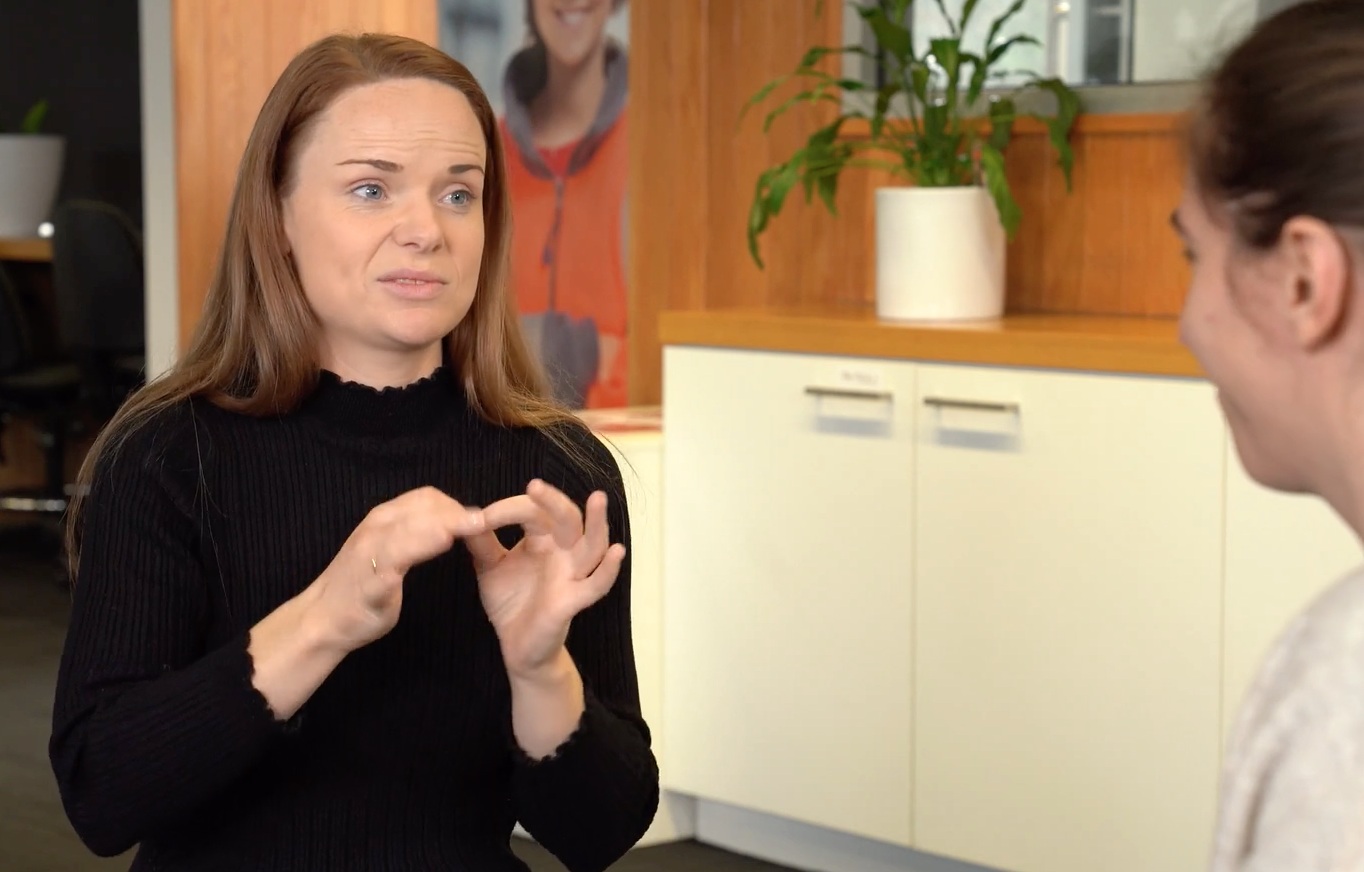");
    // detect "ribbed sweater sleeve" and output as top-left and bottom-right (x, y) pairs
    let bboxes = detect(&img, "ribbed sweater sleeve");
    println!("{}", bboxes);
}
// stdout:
(510, 428), (661, 872)
(49, 419), (283, 857)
